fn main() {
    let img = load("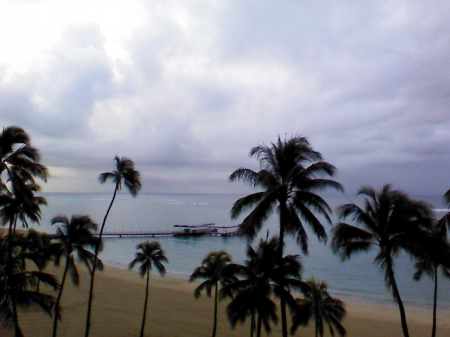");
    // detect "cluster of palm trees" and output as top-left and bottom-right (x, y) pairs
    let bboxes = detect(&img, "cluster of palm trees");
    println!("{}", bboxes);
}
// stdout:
(0, 126), (144, 337)
(190, 237), (346, 337)
(1, 127), (449, 337)
(220, 135), (450, 337)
